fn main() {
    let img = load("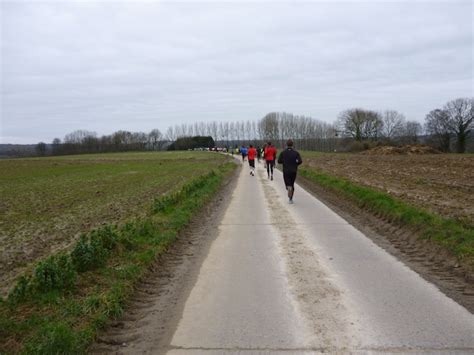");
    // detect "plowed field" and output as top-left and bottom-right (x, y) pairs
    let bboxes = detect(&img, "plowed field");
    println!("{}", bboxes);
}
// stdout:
(302, 152), (474, 226)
